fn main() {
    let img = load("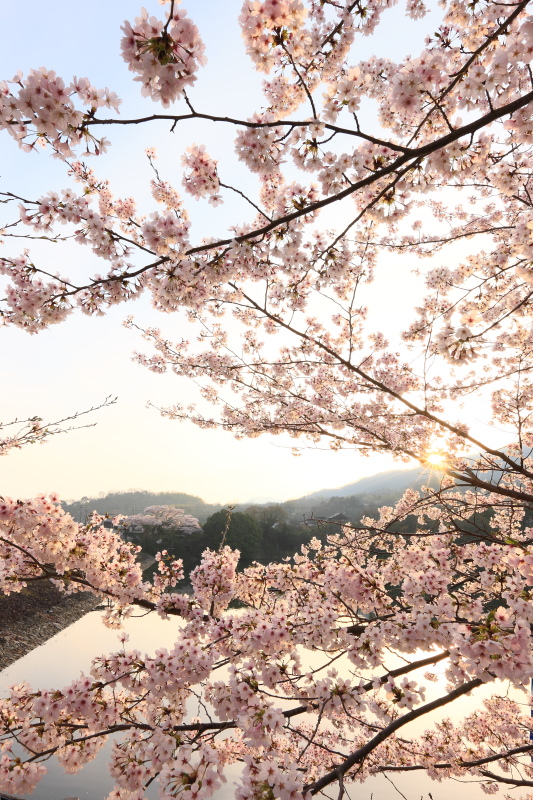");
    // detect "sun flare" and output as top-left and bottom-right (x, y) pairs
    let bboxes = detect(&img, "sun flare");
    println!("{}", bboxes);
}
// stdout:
(425, 451), (446, 468)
